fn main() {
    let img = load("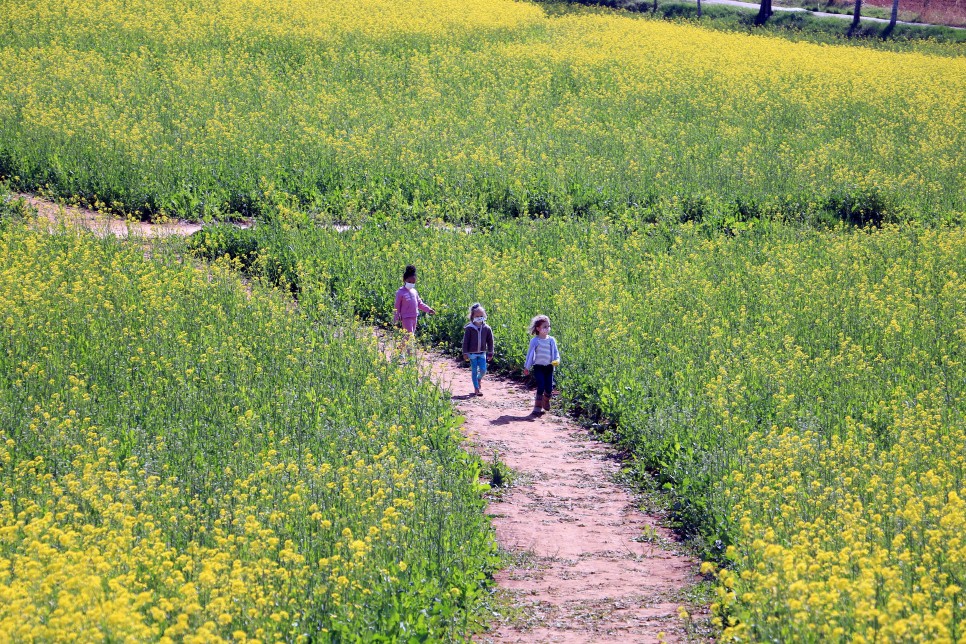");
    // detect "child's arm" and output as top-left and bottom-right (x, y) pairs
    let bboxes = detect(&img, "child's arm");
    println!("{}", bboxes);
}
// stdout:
(461, 328), (472, 359)
(486, 328), (494, 360)
(551, 337), (561, 364)
(393, 290), (403, 322)
(523, 337), (537, 373)
(417, 295), (435, 315)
